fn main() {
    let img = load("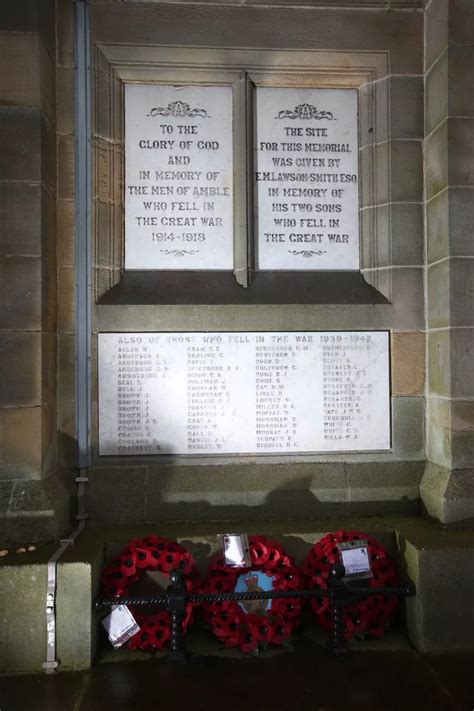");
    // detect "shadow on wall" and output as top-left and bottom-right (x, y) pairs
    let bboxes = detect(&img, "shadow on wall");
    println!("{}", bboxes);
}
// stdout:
(99, 271), (389, 306)
(85, 463), (422, 531)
